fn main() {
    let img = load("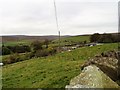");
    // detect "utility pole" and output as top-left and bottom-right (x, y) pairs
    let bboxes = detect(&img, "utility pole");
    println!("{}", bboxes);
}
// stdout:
(58, 31), (60, 53)
(53, 0), (61, 53)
